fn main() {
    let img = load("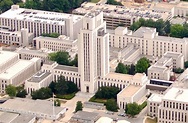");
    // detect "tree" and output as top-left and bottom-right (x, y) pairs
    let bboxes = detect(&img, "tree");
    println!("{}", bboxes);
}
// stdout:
(41, 33), (60, 38)
(107, 0), (123, 6)
(69, 54), (78, 67)
(185, 61), (188, 68)
(5, 85), (17, 98)
(106, 99), (118, 112)
(49, 51), (70, 65)
(55, 76), (68, 95)
(170, 24), (184, 38)
(135, 57), (150, 73)
(128, 64), (135, 75)
(49, 81), (56, 93)
(95, 86), (120, 99)
(67, 81), (79, 94)
(173, 68), (184, 74)
(16, 86), (27, 98)
(115, 63), (129, 74)
(31, 87), (52, 99)
(54, 99), (61, 106)
(0, 0), (14, 13)
(75, 101), (83, 112)
(126, 102), (141, 117)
